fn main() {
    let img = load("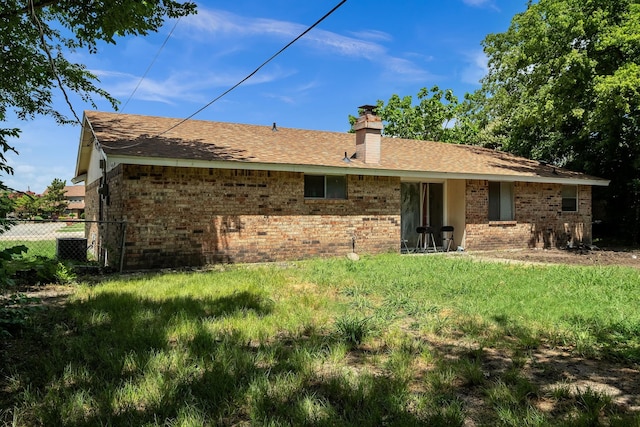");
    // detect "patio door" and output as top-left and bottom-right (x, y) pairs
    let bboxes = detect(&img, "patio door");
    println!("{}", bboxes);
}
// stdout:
(400, 182), (444, 249)
(423, 183), (444, 245)
(401, 183), (421, 248)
